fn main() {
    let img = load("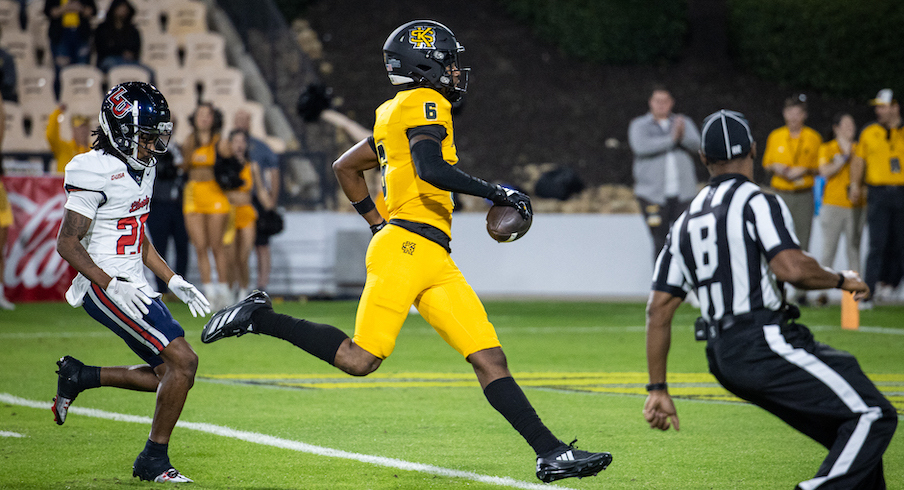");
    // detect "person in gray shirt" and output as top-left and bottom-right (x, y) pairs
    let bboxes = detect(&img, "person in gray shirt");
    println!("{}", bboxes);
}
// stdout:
(628, 86), (701, 260)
